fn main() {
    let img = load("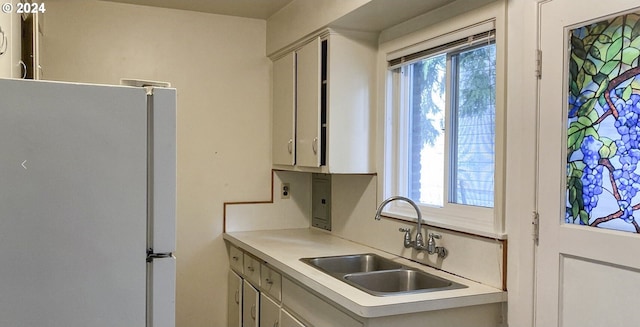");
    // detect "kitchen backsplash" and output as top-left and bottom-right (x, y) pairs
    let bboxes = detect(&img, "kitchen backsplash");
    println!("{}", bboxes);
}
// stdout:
(224, 171), (505, 289)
